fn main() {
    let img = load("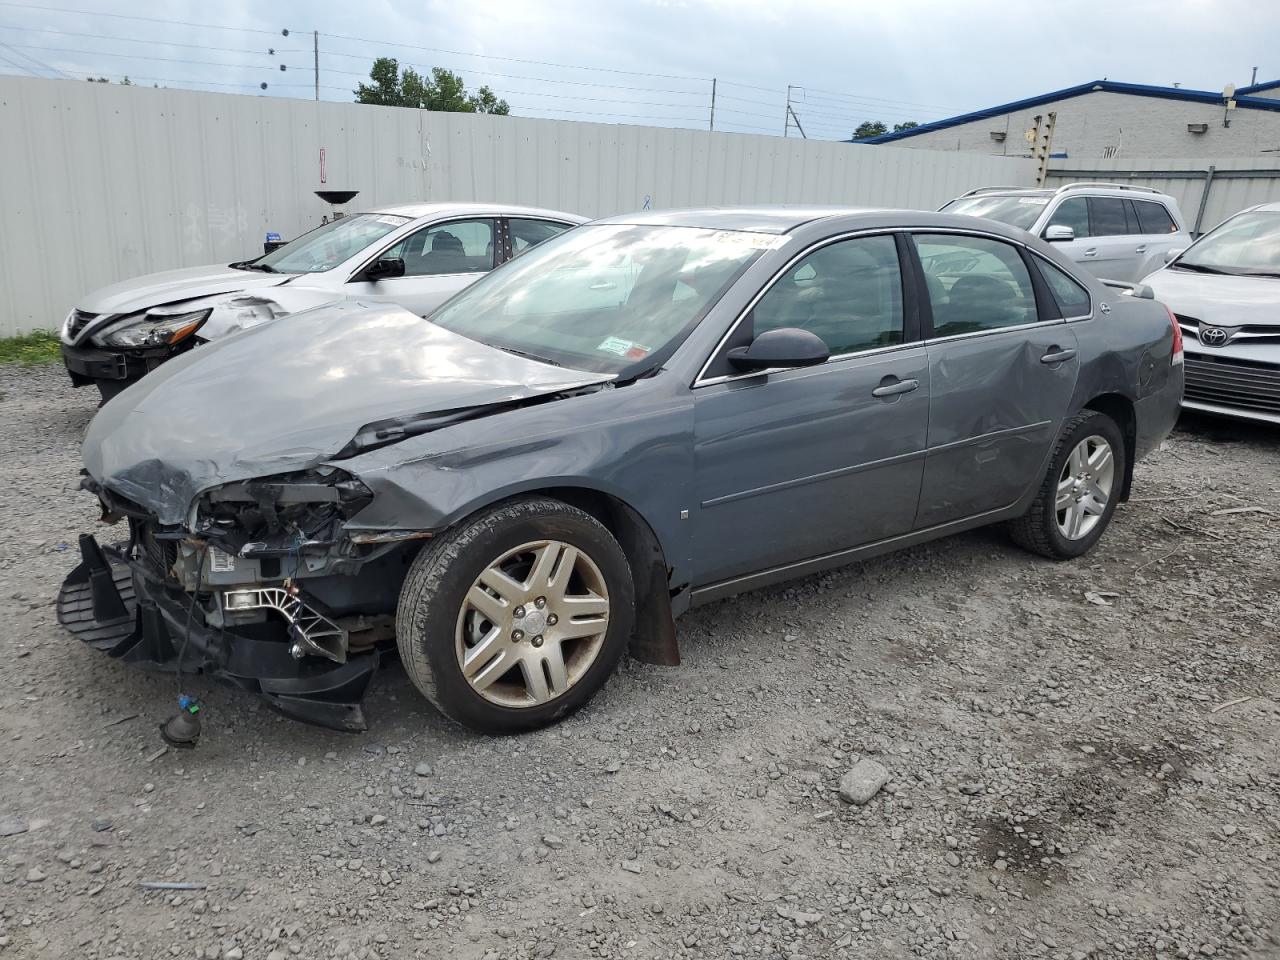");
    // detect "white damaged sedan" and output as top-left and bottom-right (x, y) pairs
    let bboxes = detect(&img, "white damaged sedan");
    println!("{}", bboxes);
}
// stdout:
(1143, 202), (1280, 425)
(60, 203), (585, 400)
